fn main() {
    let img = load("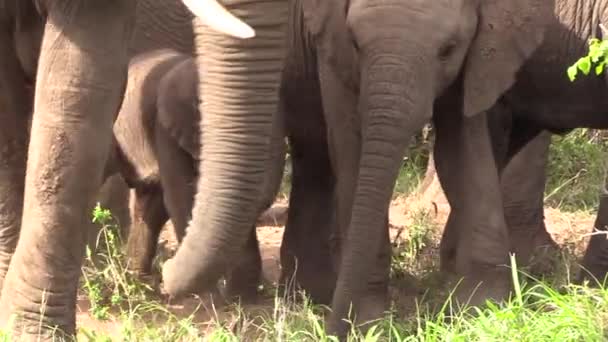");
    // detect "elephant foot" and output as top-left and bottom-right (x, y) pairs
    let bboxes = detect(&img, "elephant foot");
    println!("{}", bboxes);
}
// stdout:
(279, 261), (336, 305)
(223, 267), (262, 304)
(440, 244), (457, 274)
(450, 265), (511, 310)
(355, 289), (389, 330)
(578, 234), (608, 285)
(509, 224), (559, 274)
(324, 288), (388, 341)
(0, 270), (77, 340)
(131, 271), (161, 293)
(526, 232), (561, 278)
(221, 227), (263, 303)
